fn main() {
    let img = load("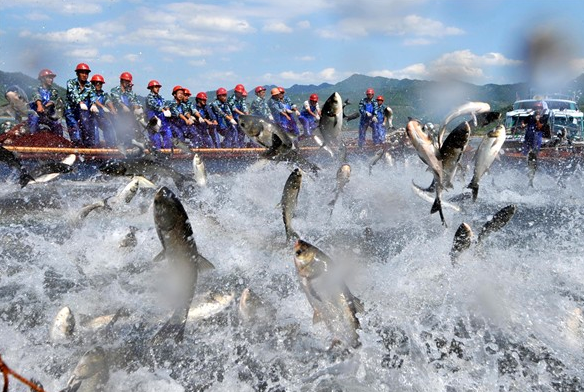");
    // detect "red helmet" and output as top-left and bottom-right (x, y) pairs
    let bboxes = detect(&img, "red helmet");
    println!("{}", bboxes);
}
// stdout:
(147, 80), (162, 89)
(196, 92), (208, 100)
(242, 90), (248, 97)
(376, 95), (384, 102)
(90, 74), (105, 84)
(254, 86), (266, 94)
(172, 85), (184, 95)
(309, 94), (318, 101)
(234, 84), (245, 93)
(366, 88), (374, 95)
(184, 88), (191, 97)
(120, 72), (133, 82)
(38, 69), (56, 79)
(75, 63), (91, 72)
(278, 87), (285, 94)
(216, 87), (227, 96)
